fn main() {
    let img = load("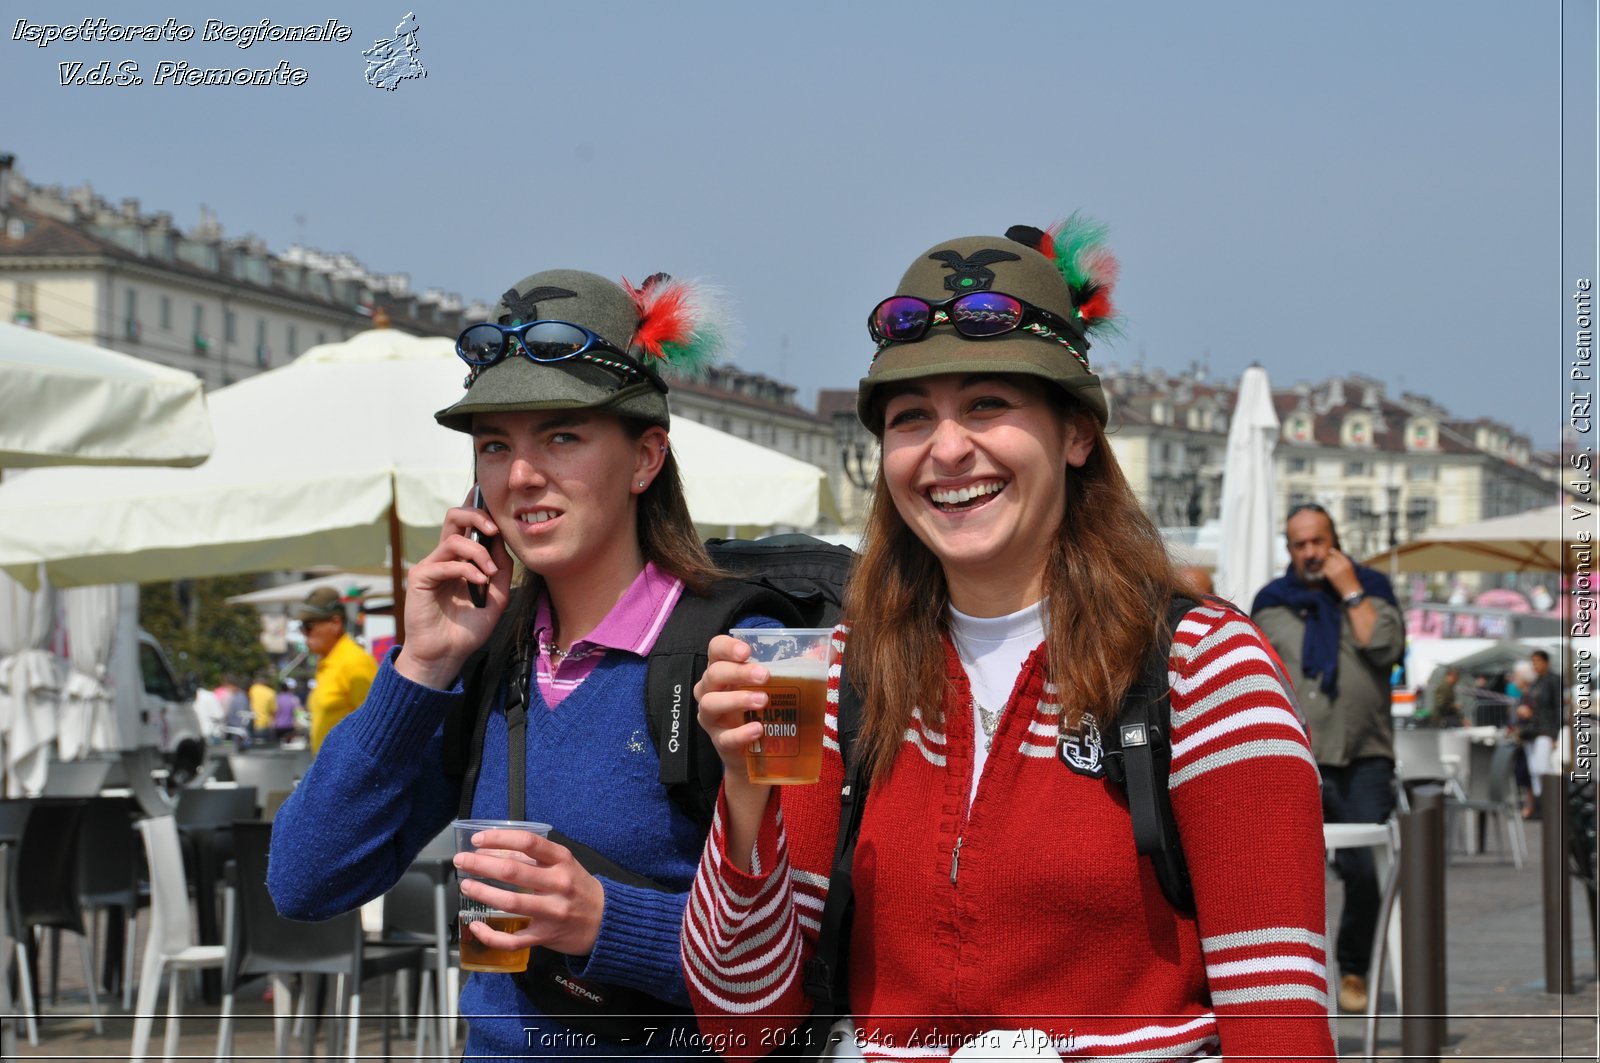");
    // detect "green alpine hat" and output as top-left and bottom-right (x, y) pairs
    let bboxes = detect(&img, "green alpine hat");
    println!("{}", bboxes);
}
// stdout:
(436, 269), (722, 433)
(856, 217), (1120, 431)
